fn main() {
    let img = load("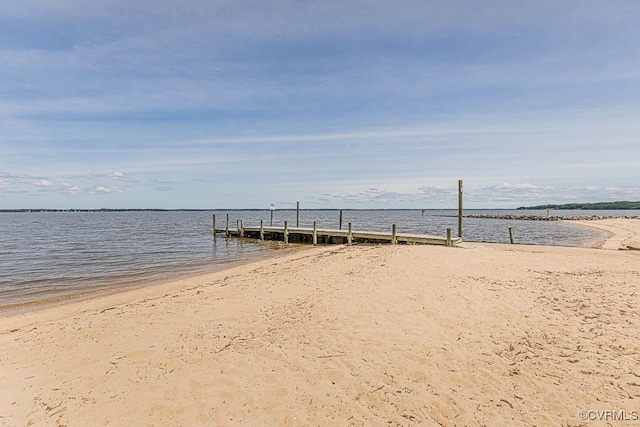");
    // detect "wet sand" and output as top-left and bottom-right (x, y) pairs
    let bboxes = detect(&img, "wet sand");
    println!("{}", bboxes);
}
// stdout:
(1, 219), (639, 426)
(570, 217), (640, 250)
